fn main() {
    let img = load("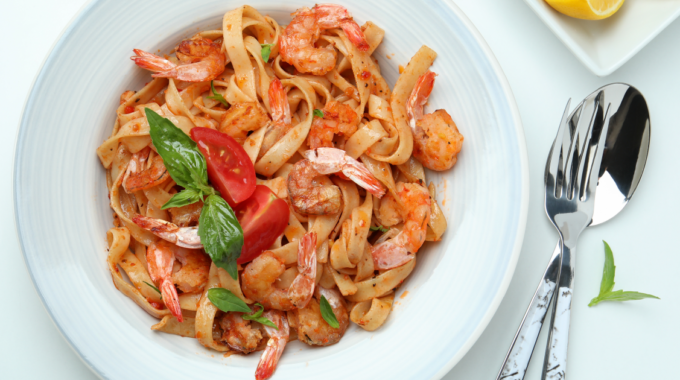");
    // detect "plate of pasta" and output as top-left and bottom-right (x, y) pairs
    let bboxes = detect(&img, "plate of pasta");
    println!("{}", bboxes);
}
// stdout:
(14, 1), (528, 379)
